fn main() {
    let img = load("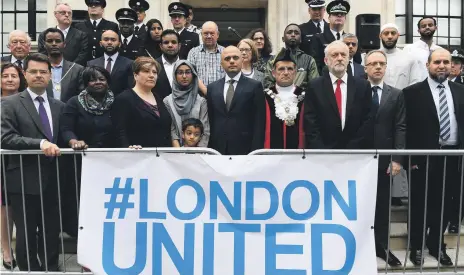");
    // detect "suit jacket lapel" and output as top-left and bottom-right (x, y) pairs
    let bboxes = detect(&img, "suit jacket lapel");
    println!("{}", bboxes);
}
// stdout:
(19, 91), (48, 139)
(322, 71), (339, 117)
(60, 61), (71, 100)
(215, 78), (227, 114)
(229, 75), (245, 111)
(65, 28), (76, 45)
(377, 83), (391, 117)
(111, 56), (122, 77)
(422, 80), (439, 122)
(450, 82), (461, 117)
(345, 74), (356, 121)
